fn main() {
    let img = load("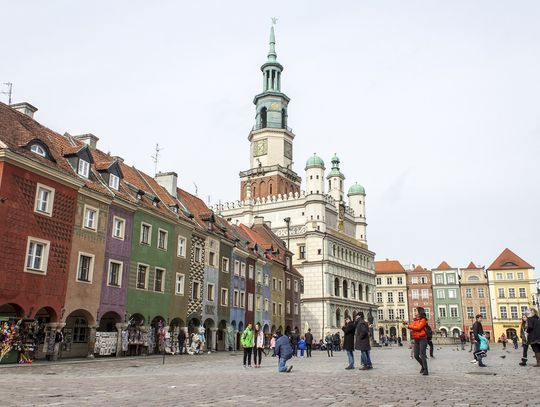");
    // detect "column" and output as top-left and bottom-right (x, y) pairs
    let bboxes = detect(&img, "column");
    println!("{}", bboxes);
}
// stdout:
(87, 325), (97, 358)
(115, 323), (127, 358)
(233, 330), (238, 351)
(210, 328), (218, 352)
